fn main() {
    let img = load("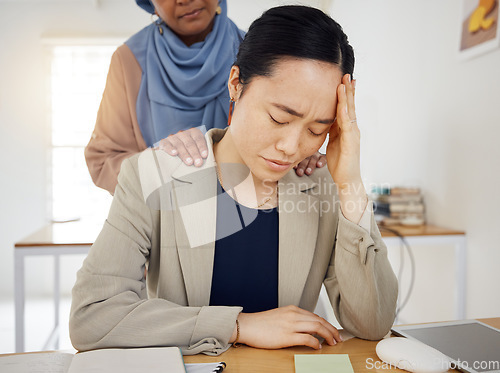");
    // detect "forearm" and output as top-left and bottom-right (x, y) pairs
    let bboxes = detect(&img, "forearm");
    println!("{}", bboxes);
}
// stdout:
(337, 181), (368, 224)
(71, 157), (243, 355)
(70, 289), (241, 354)
(70, 223), (241, 354)
(325, 213), (398, 340)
